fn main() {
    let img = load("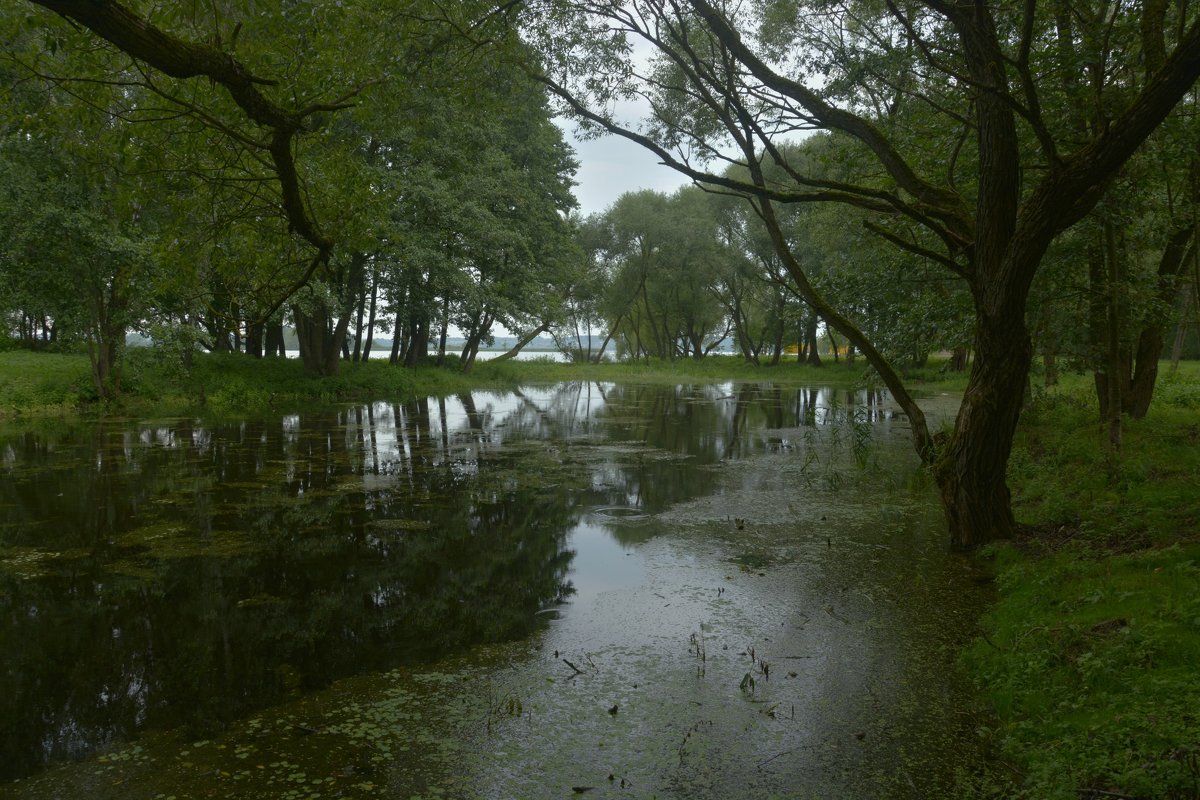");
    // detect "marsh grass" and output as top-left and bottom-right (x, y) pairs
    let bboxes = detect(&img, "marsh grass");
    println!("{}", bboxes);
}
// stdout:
(2, 350), (505, 417)
(472, 353), (870, 385)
